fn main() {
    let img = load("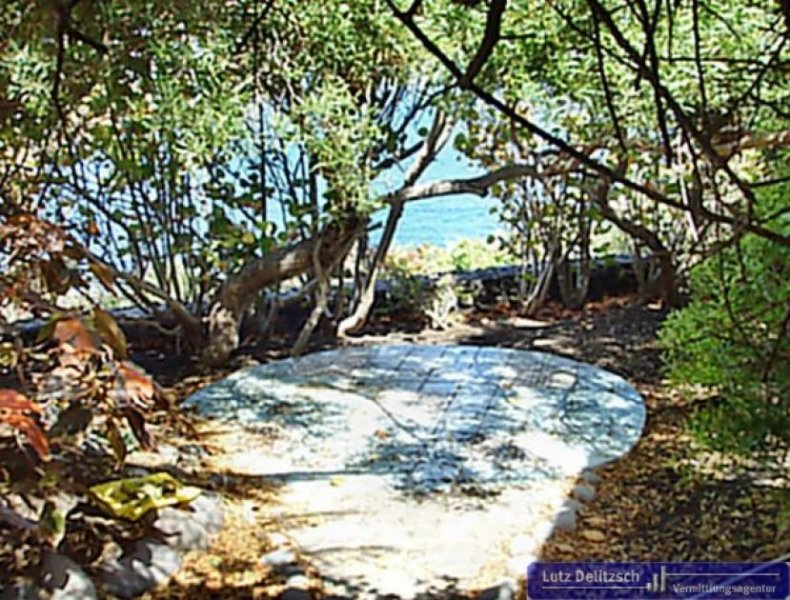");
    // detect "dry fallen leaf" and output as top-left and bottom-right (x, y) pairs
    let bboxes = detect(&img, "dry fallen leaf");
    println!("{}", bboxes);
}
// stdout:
(580, 529), (606, 543)
(584, 516), (607, 528)
(0, 389), (50, 460)
(93, 308), (128, 358)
